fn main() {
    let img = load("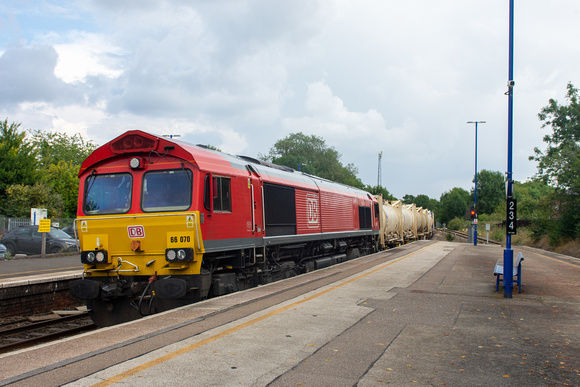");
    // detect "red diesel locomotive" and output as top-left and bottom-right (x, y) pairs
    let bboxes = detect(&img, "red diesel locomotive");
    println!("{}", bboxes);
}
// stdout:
(70, 130), (380, 326)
